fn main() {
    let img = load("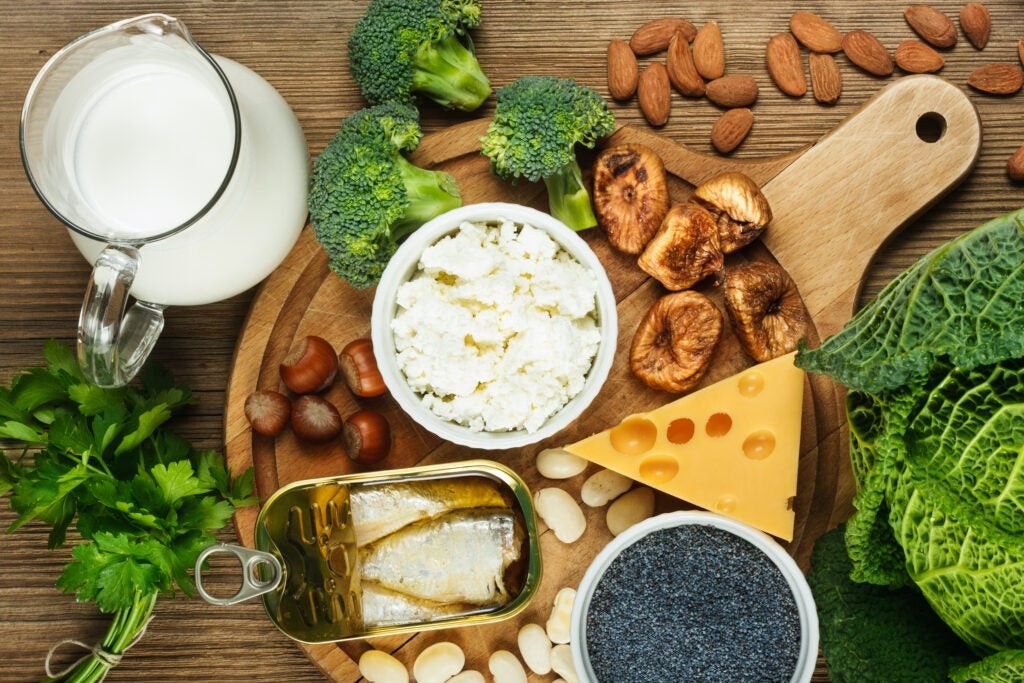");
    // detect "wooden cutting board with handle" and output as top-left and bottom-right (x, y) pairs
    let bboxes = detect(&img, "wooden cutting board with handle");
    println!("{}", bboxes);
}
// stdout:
(222, 75), (980, 681)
